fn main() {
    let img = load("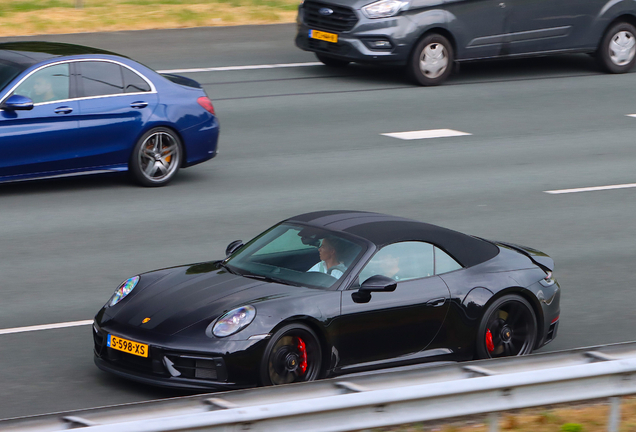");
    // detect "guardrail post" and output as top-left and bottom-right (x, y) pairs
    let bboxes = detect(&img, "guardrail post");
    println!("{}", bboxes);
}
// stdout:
(608, 397), (621, 432)
(488, 412), (499, 432)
